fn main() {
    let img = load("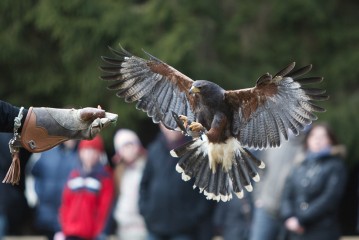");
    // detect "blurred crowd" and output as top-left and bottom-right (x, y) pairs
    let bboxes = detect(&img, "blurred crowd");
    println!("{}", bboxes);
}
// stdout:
(0, 122), (357, 240)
